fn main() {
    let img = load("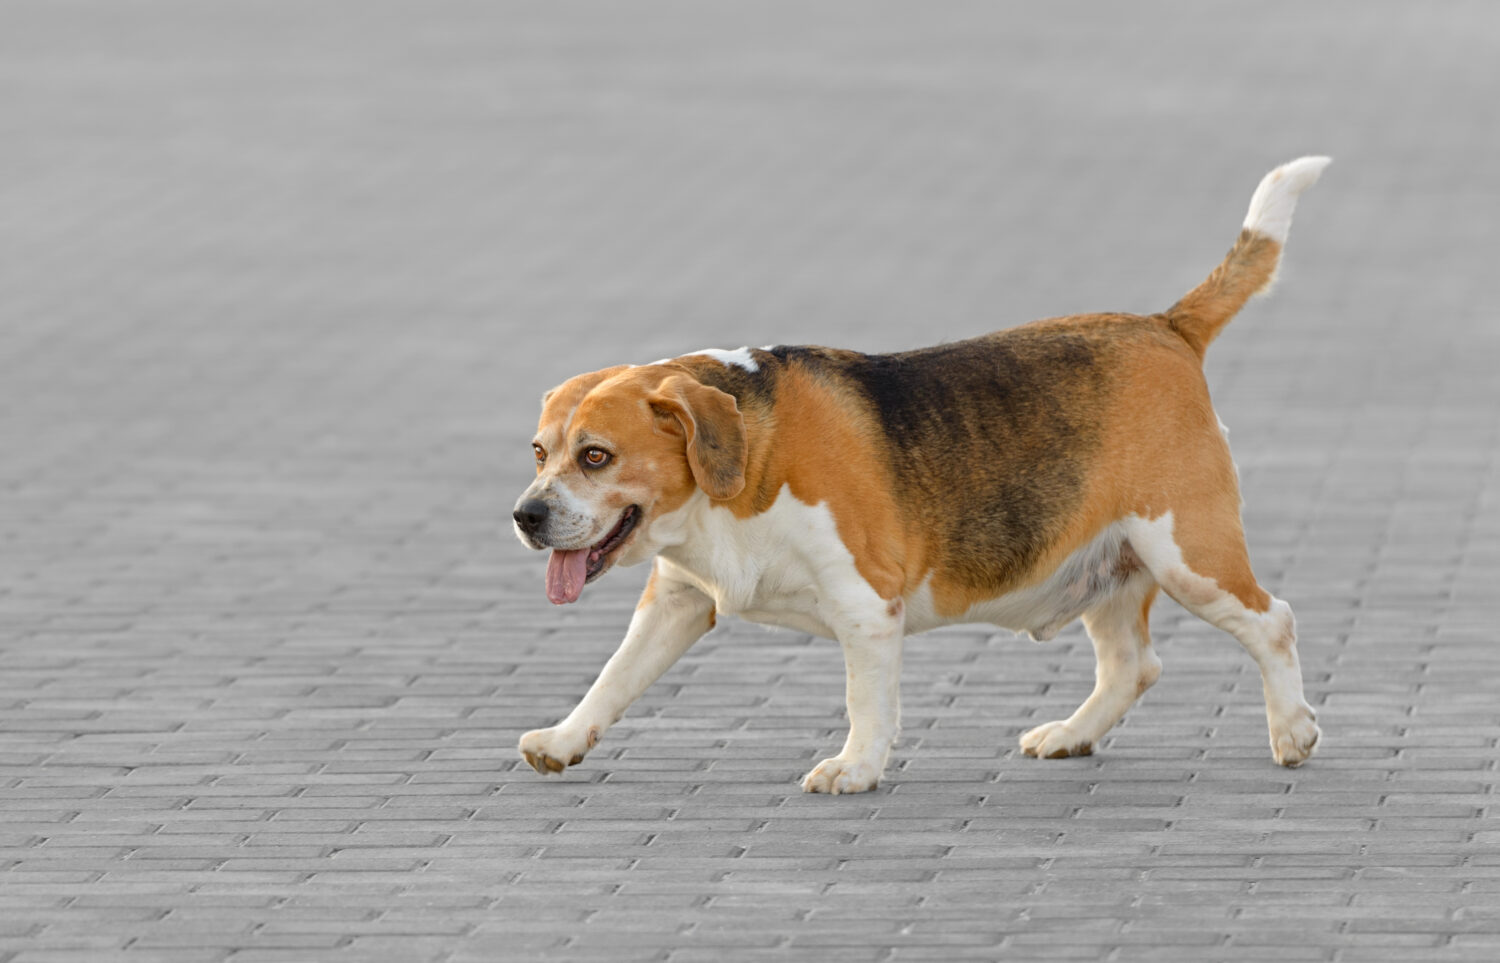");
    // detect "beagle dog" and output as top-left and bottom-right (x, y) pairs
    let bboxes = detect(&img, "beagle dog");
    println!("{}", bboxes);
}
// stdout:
(513, 157), (1328, 793)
